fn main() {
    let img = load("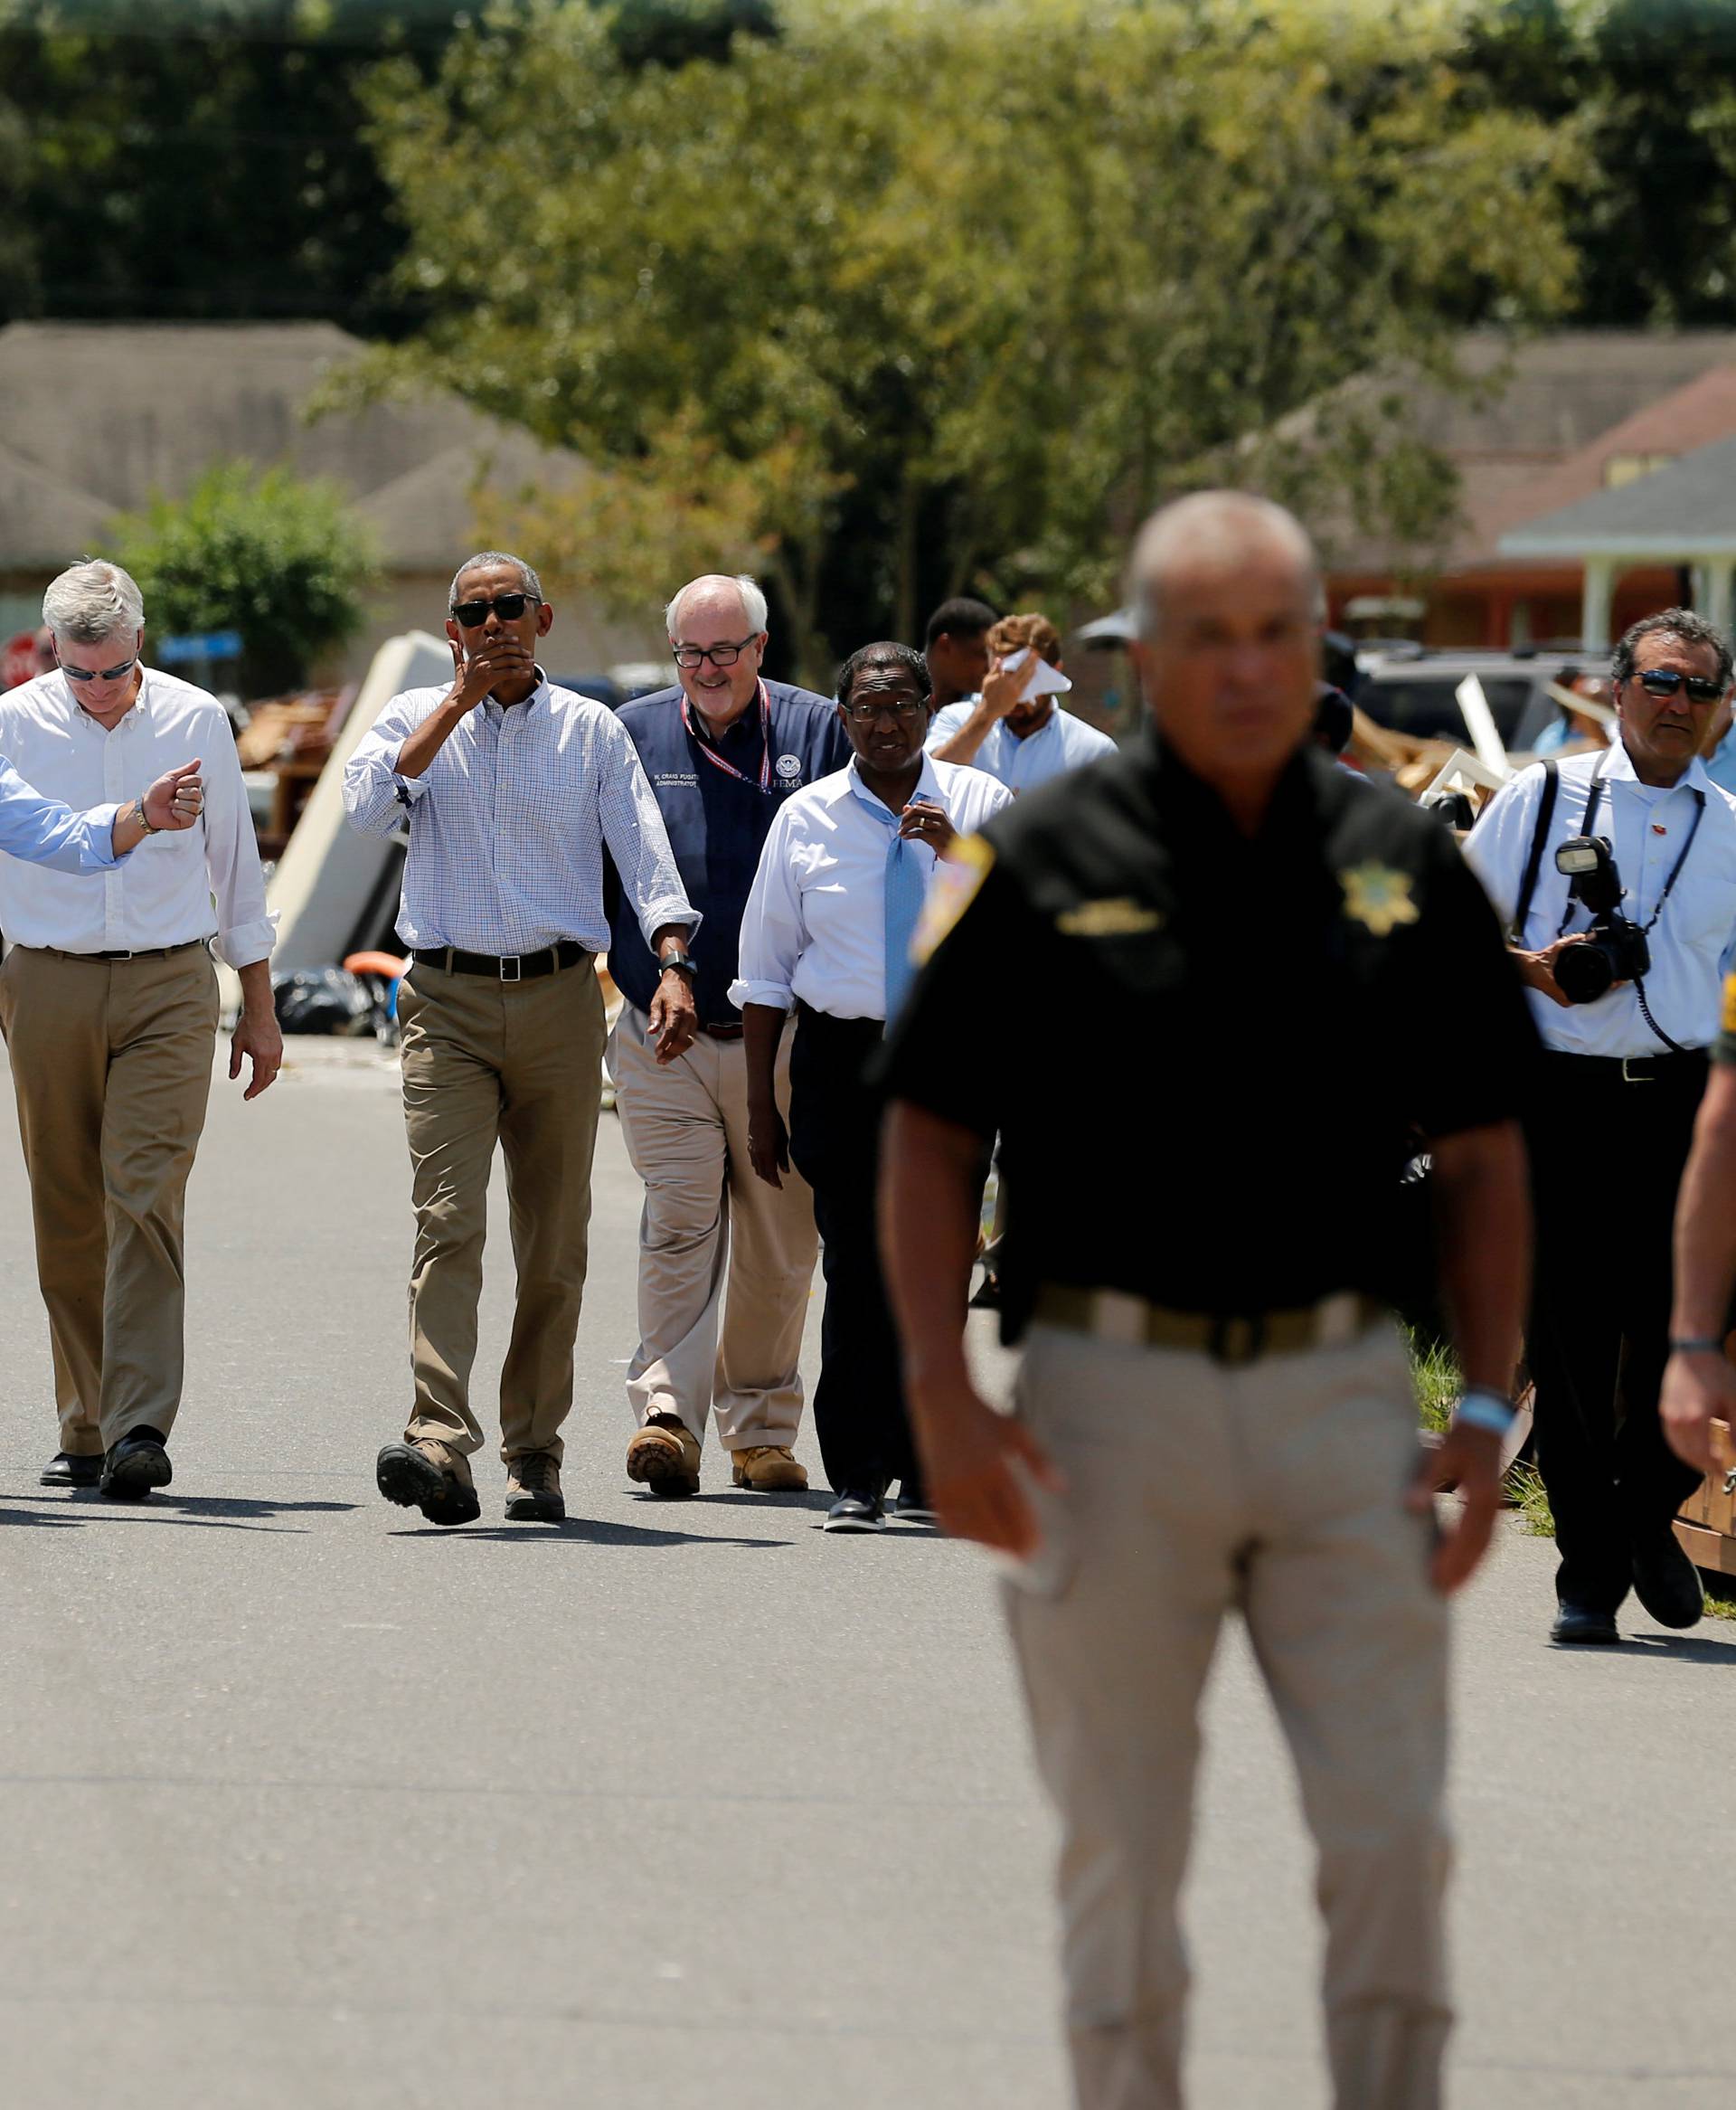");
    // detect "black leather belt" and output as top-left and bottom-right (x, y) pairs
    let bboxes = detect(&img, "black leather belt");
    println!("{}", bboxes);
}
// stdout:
(701, 1021), (744, 1041)
(44, 939), (206, 962)
(411, 942), (590, 983)
(1541, 1048), (1707, 1084)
